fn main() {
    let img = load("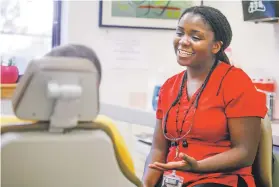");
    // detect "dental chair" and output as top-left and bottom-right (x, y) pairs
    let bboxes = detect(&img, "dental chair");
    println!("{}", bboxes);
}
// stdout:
(273, 144), (279, 187)
(1, 57), (142, 187)
(252, 115), (278, 187)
